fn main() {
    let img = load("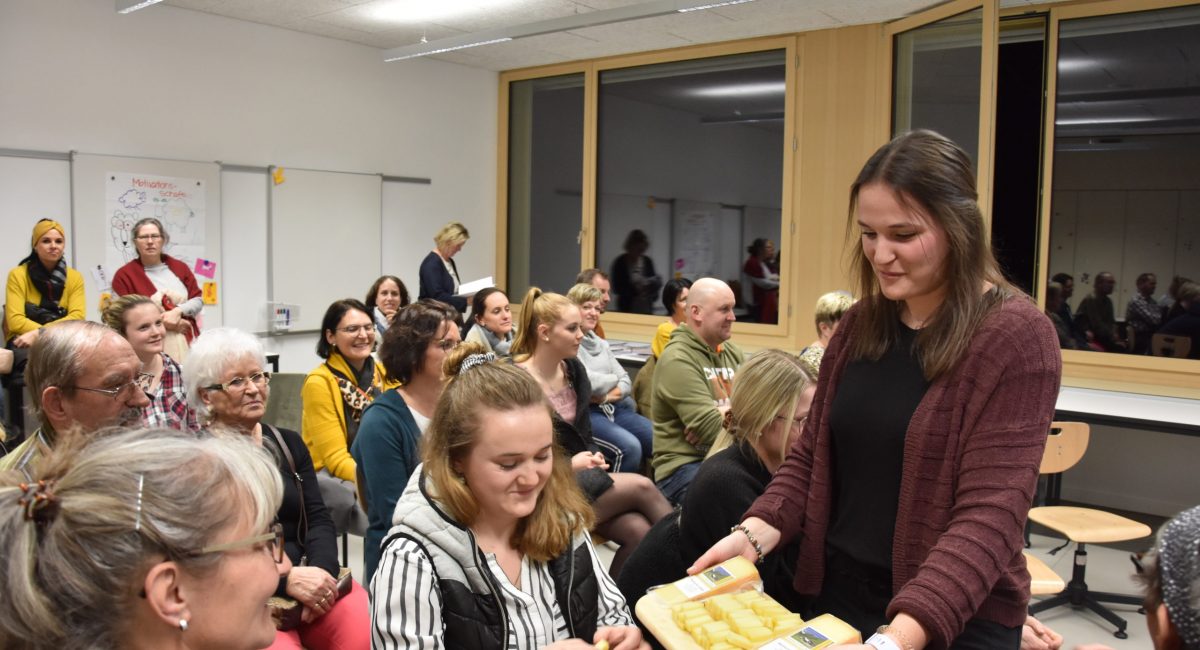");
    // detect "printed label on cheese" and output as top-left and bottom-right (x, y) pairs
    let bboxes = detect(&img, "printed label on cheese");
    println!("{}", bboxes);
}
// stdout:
(675, 565), (736, 599)
(755, 626), (832, 650)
